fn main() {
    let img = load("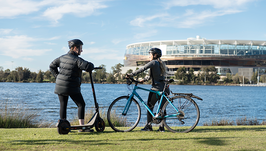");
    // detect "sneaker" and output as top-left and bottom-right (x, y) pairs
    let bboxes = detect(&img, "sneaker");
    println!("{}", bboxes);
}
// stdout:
(79, 129), (94, 133)
(141, 124), (153, 131)
(157, 126), (165, 132)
